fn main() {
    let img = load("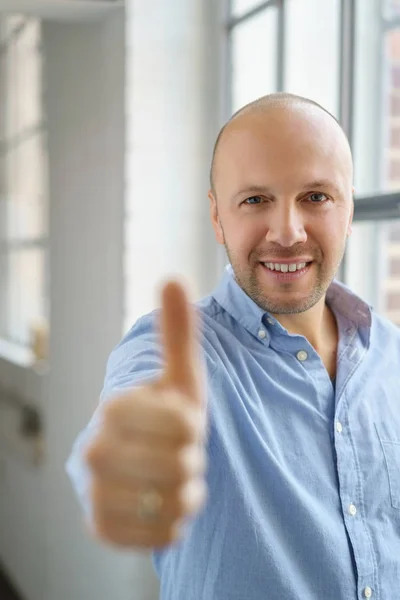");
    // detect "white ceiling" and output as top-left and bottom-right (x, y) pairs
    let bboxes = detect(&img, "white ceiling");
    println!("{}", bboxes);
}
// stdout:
(0, 0), (124, 21)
